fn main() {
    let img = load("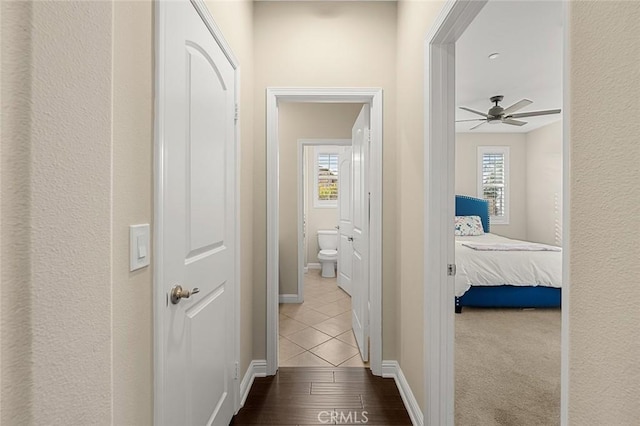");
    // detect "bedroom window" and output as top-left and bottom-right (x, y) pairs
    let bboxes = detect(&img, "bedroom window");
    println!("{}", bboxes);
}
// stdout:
(477, 146), (509, 225)
(314, 149), (340, 208)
